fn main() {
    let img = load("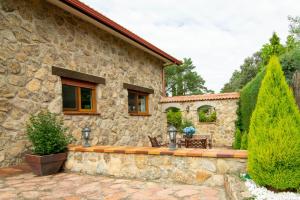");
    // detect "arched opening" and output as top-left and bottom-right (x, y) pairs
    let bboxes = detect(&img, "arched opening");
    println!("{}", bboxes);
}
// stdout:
(165, 107), (180, 112)
(197, 105), (216, 122)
